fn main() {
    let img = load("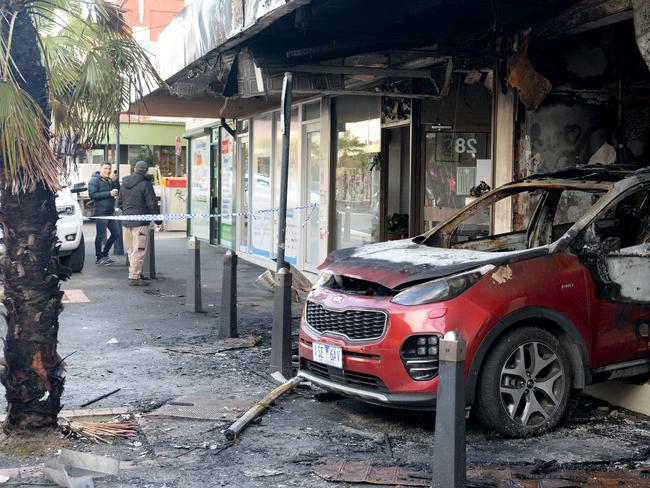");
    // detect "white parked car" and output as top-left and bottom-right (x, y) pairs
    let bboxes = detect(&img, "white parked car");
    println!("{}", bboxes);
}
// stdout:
(56, 185), (86, 272)
(0, 184), (86, 272)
